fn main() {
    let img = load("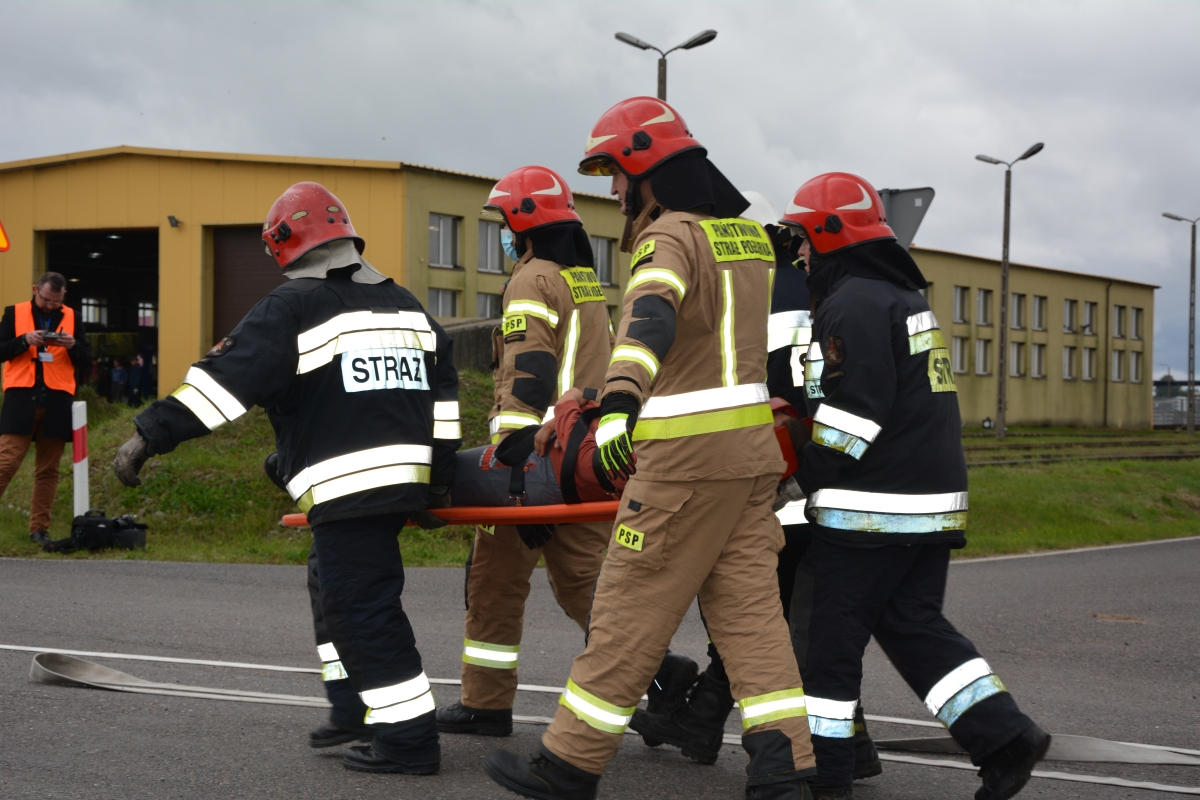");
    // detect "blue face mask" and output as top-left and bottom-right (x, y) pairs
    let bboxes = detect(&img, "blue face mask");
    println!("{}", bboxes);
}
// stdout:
(501, 228), (521, 262)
